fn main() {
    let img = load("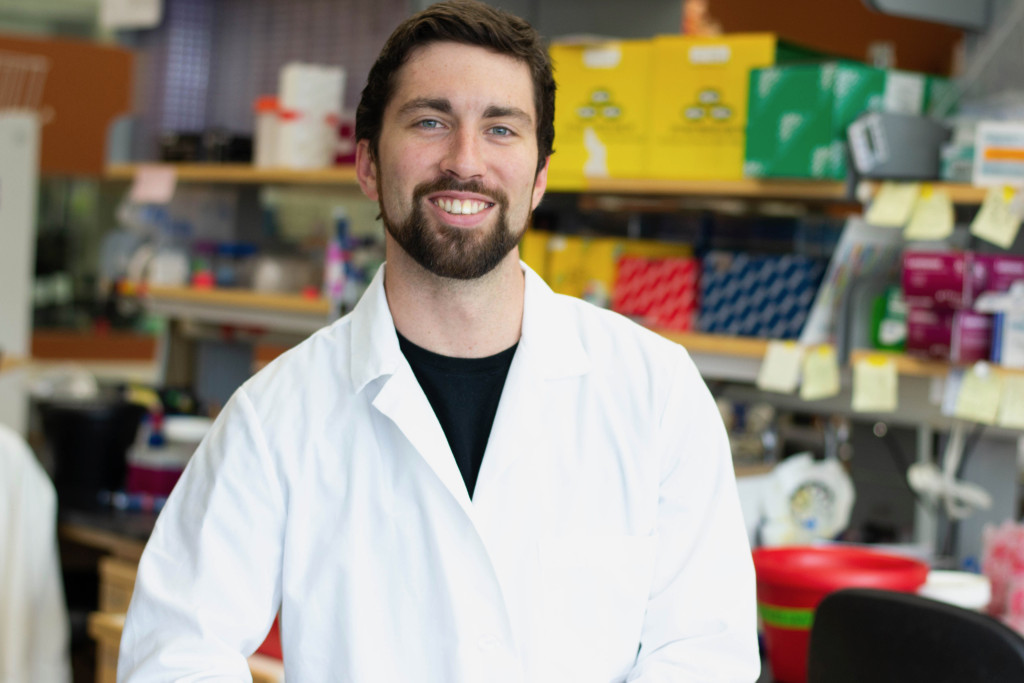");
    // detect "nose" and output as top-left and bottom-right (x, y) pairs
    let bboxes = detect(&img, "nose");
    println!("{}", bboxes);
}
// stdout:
(440, 128), (485, 179)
